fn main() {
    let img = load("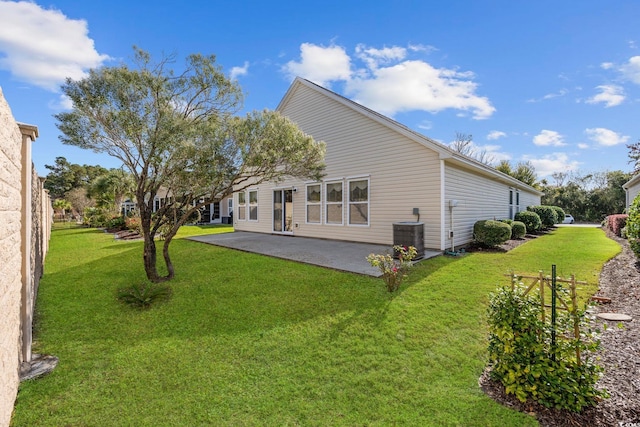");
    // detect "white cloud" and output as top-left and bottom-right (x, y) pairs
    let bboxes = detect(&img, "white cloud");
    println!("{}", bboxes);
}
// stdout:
(417, 120), (433, 130)
(282, 43), (352, 86)
(0, 1), (110, 91)
(601, 62), (614, 70)
(346, 60), (495, 119)
(230, 61), (249, 80)
(533, 130), (566, 147)
(527, 89), (568, 103)
(619, 56), (640, 84)
(586, 84), (625, 107)
(577, 143), (589, 149)
(283, 42), (495, 120)
(355, 44), (406, 69)
(585, 127), (629, 146)
(523, 153), (580, 178)
(487, 130), (506, 140)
